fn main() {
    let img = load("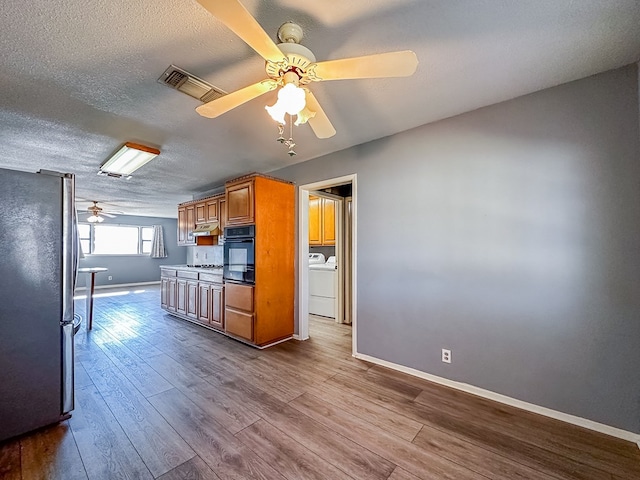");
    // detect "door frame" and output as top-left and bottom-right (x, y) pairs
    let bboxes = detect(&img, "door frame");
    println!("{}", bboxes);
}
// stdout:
(297, 174), (357, 355)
